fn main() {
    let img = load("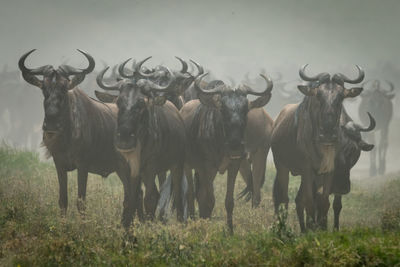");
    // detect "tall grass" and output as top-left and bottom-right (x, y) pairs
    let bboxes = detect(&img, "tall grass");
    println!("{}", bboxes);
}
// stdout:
(1, 146), (399, 266)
